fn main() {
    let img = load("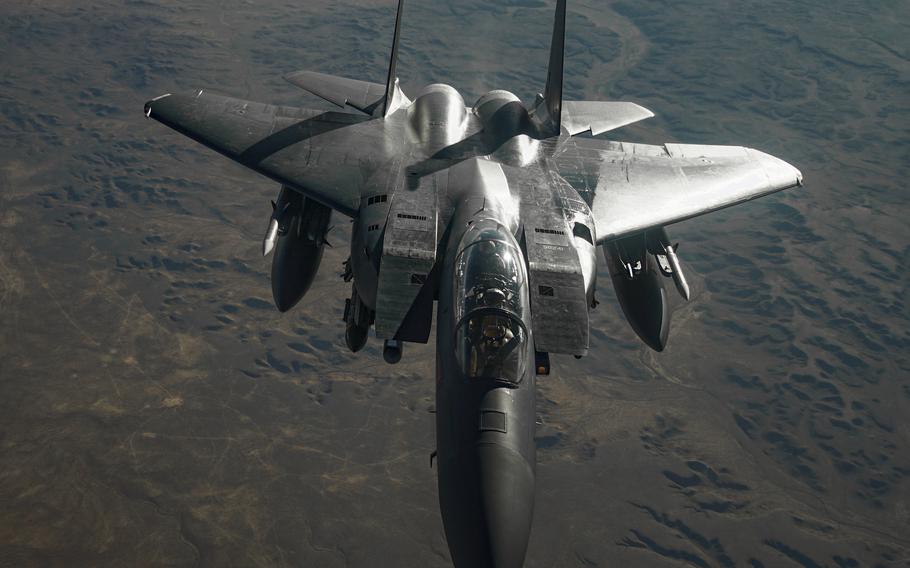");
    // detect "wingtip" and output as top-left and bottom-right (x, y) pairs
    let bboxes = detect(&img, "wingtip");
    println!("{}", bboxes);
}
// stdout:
(143, 93), (172, 119)
(785, 161), (804, 188)
(282, 70), (308, 83)
(627, 101), (654, 119)
(748, 148), (805, 190)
